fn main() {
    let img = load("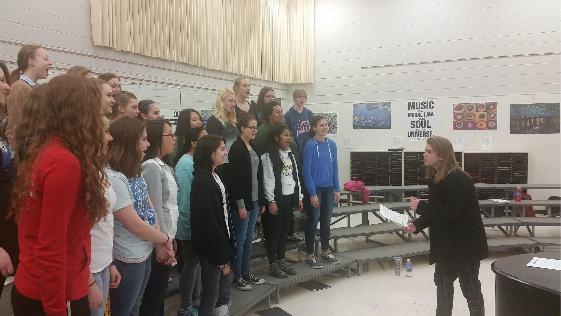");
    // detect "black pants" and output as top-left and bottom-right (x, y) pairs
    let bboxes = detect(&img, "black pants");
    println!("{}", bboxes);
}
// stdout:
(11, 285), (89, 316)
(198, 255), (231, 316)
(287, 205), (295, 236)
(262, 195), (292, 264)
(139, 251), (172, 316)
(434, 262), (485, 316)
